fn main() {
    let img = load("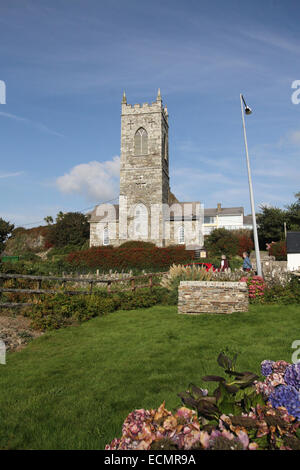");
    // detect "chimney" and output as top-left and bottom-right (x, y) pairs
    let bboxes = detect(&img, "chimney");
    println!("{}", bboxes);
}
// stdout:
(217, 203), (221, 212)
